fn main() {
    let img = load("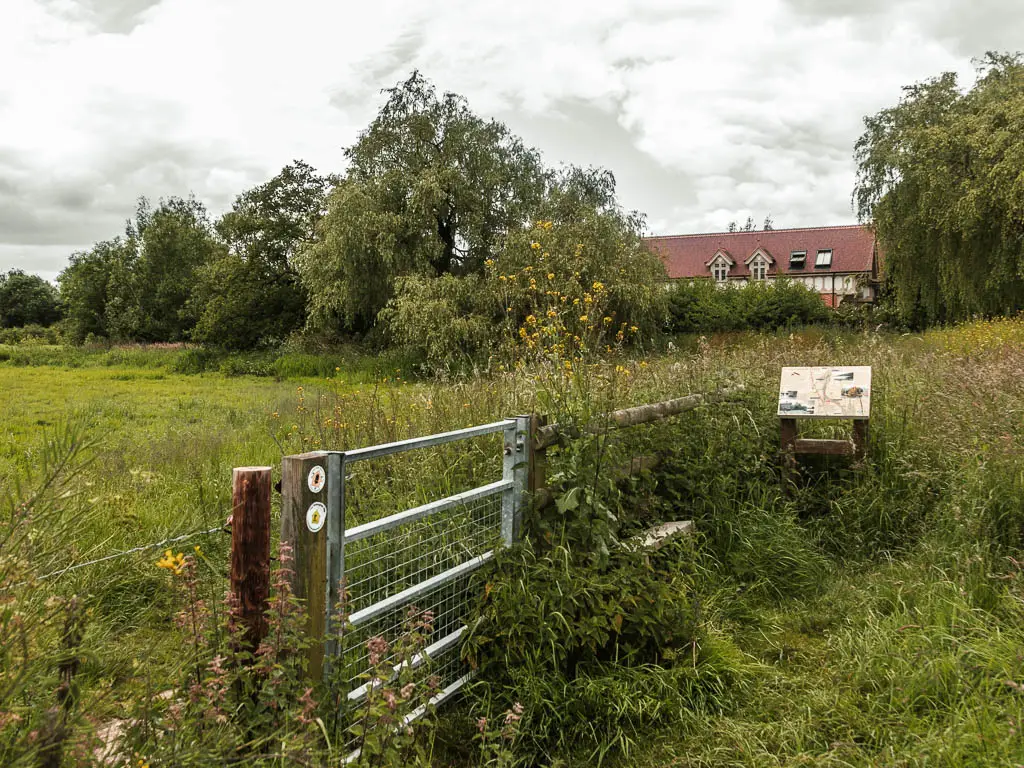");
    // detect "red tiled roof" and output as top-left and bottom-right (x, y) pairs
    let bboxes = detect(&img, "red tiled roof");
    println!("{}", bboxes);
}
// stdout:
(645, 225), (876, 279)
